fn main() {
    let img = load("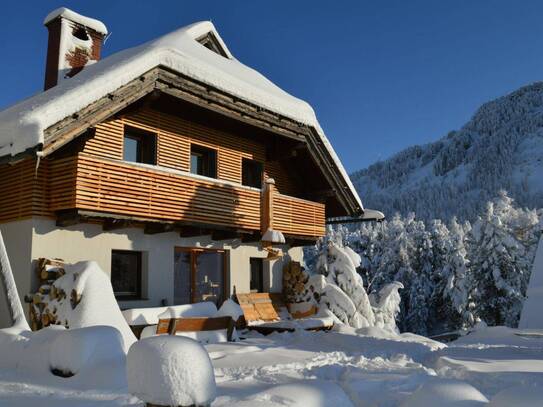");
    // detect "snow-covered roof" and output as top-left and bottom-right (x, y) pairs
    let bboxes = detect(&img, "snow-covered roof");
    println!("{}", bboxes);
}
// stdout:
(0, 19), (362, 210)
(44, 7), (108, 35)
